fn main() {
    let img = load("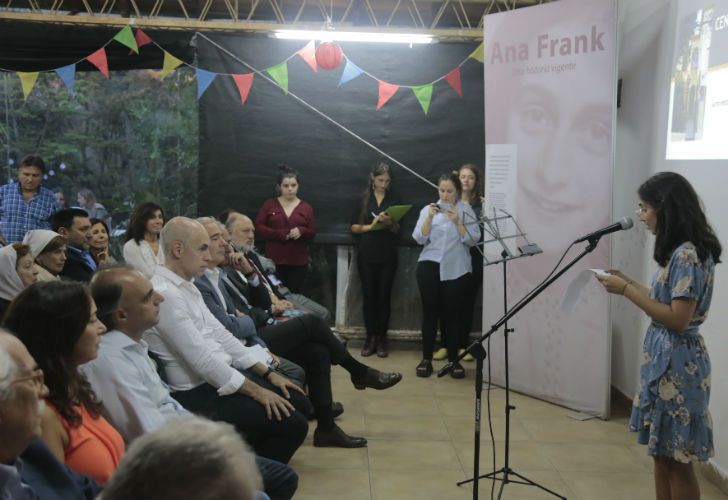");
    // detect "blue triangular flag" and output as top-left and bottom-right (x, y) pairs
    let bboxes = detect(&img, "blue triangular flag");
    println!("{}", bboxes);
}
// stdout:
(337, 59), (363, 87)
(55, 64), (76, 94)
(196, 68), (217, 98)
